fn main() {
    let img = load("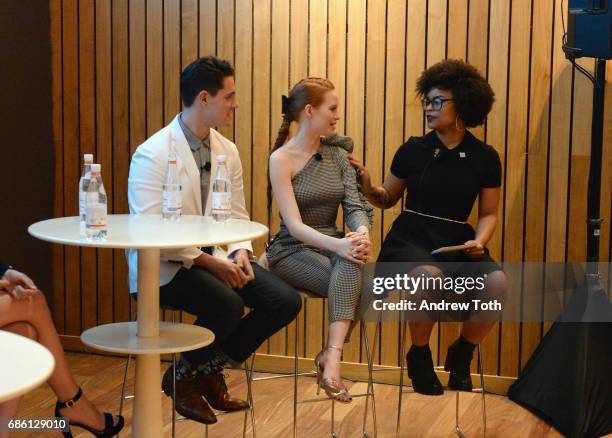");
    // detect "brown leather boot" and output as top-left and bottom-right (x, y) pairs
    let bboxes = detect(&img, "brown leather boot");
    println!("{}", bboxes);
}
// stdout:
(162, 366), (217, 424)
(196, 371), (250, 412)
